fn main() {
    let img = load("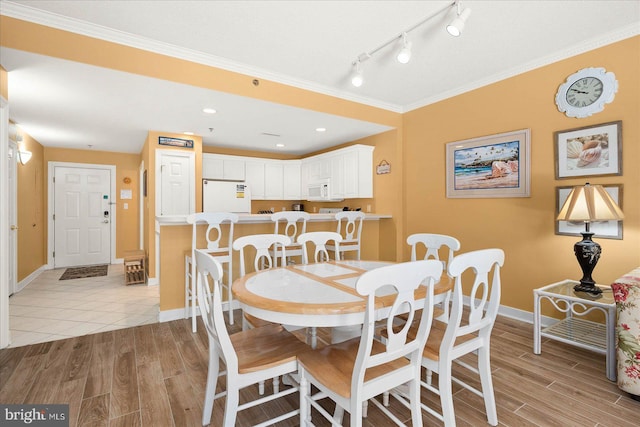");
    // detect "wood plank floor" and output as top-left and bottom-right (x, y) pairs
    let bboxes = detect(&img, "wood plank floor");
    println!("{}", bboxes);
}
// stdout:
(0, 310), (637, 426)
